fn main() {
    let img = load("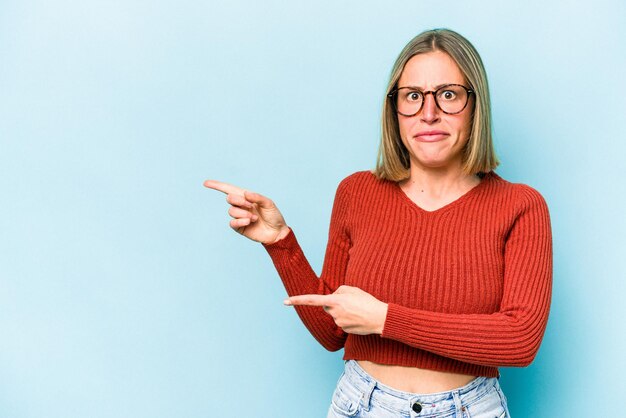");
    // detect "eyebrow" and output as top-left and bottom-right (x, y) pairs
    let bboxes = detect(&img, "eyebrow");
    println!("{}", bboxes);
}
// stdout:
(397, 83), (456, 91)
